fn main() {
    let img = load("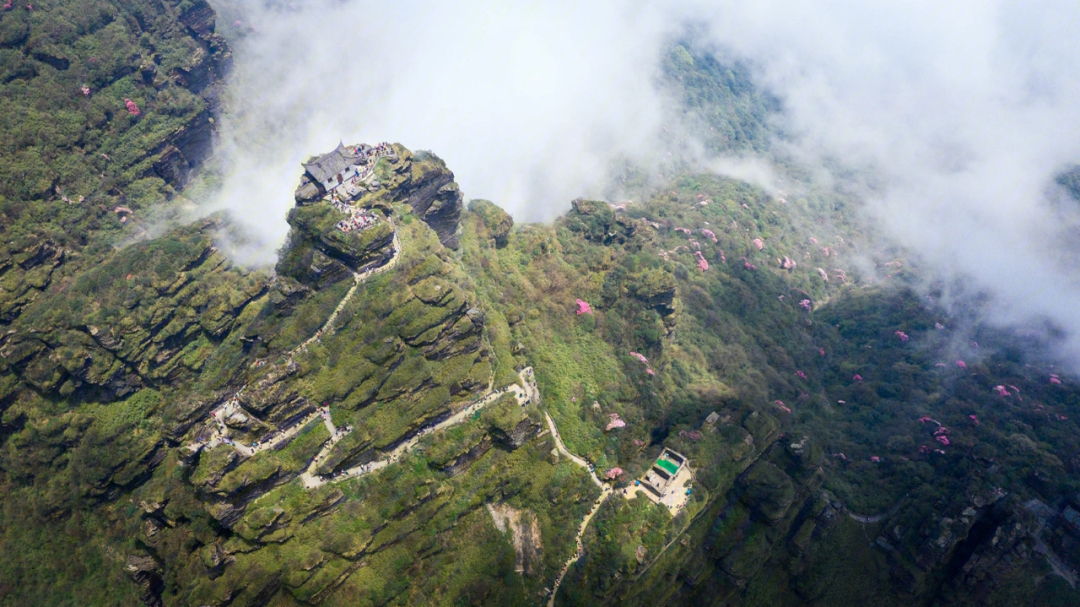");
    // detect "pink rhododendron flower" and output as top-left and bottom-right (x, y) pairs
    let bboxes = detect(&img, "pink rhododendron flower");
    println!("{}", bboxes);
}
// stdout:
(575, 299), (592, 315)
(817, 267), (829, 281)
(124, 98), (140, 116)
(809, 237), (818, 244)
(852, 374), (863, 381)
(80, 85), (90, 96)
(918, 445), (931, 454)
(752, 238), (764, 250)
(606, 413), (626, 431)
(675, 227), (691, 234)
(799, 299), (812, 311)
(993, 385), (1009, 397)
(695, 251), (709, 271)
(702, 229), (717, 243)
(795, 370), (807, 379)
(629, 352), (648, 365)
(895, 331), (909, 342)
(955, 360), (967, 369)
(870, 456), (882, 463)
(605, 467), (624, 480)
(936, 435), (950, 446)
(781, 256), (797, 269)
(969, 415), (980, 425)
